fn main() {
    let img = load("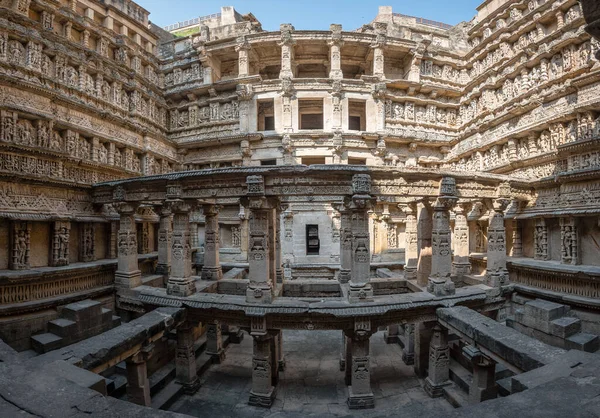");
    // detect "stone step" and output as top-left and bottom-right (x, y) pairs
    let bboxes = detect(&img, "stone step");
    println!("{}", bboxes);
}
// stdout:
(523, 299), (569, 322)
(566, 333), (599, 353)
(151, 381), (184, 411)
(61, 299), (102, 322)
(30, 333), (63, 354)
(112, 315), (122, 328)
(496, 377), (512, 397)
(47, 318), (77, 338)
(495, 363), (514, 381)
(550, 317), (581, 339)
(443, 381), (469, 408)
(449, 358), (472, 393)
